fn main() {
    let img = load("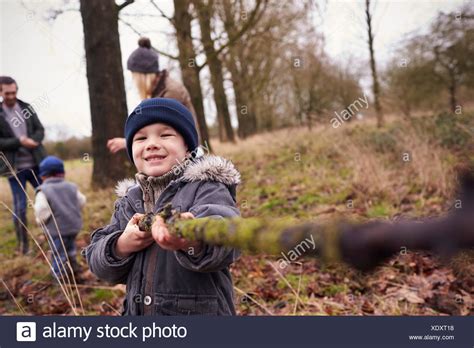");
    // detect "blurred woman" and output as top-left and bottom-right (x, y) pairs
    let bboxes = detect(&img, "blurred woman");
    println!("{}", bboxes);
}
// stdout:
(107, 37), (200, 154)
